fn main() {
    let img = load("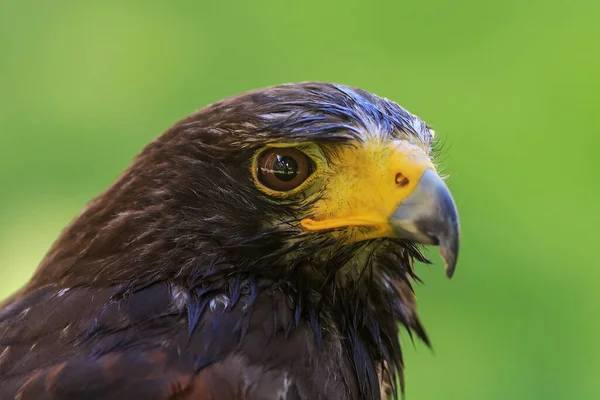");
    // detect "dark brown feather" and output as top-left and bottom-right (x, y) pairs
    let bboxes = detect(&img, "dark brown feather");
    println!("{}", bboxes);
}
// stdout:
(0, 82), (435, 399)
